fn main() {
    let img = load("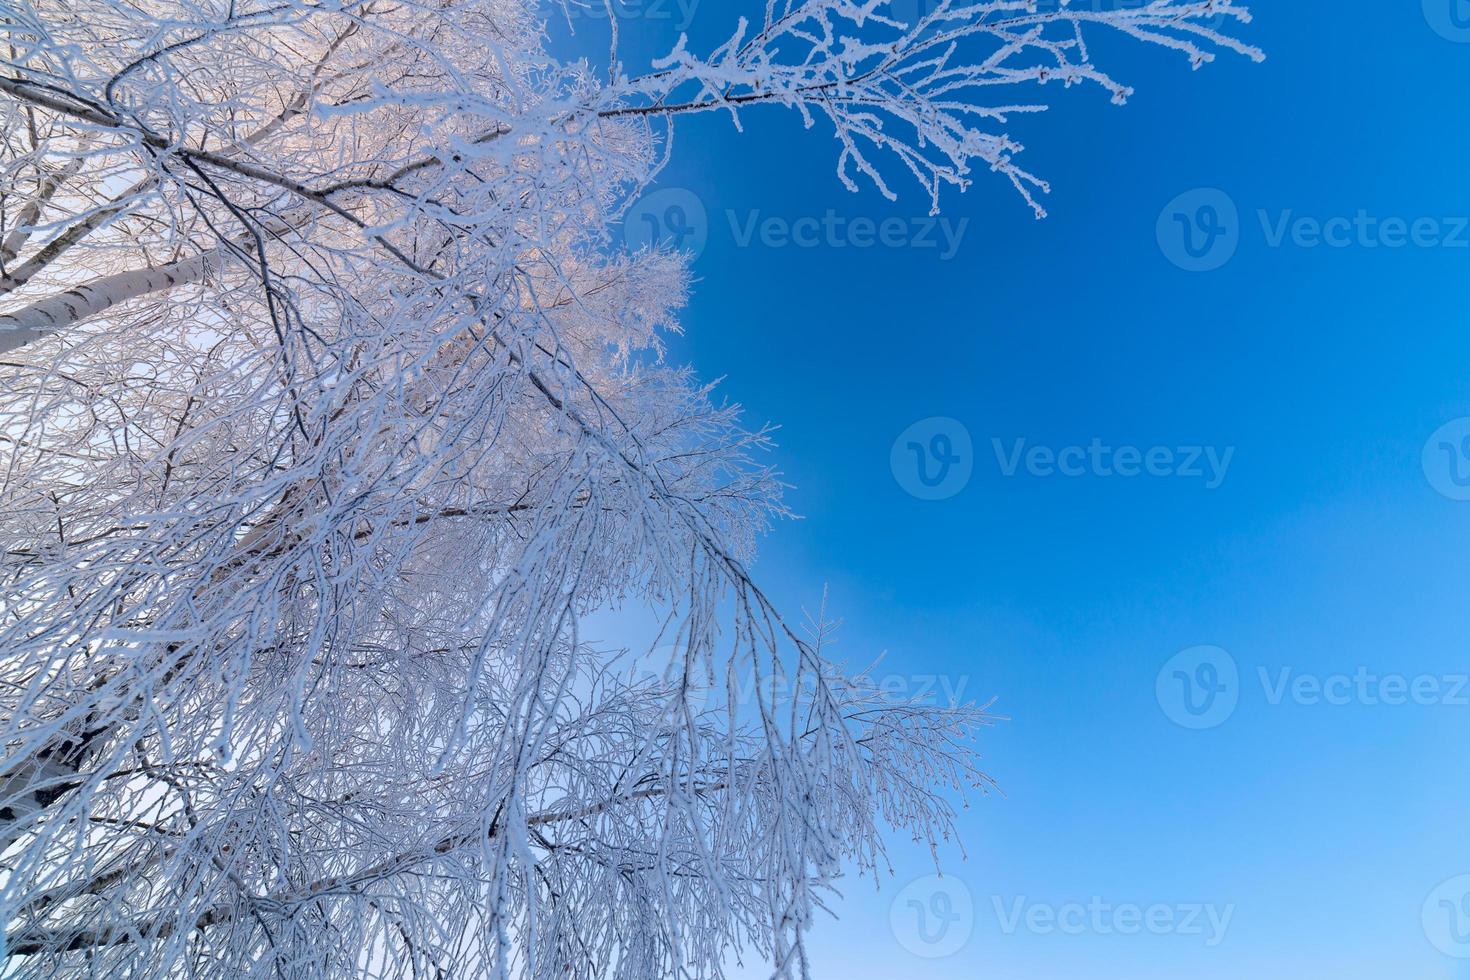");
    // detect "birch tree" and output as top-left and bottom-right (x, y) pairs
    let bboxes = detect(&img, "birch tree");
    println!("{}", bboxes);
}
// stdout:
(0, 1), (1259, 976)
